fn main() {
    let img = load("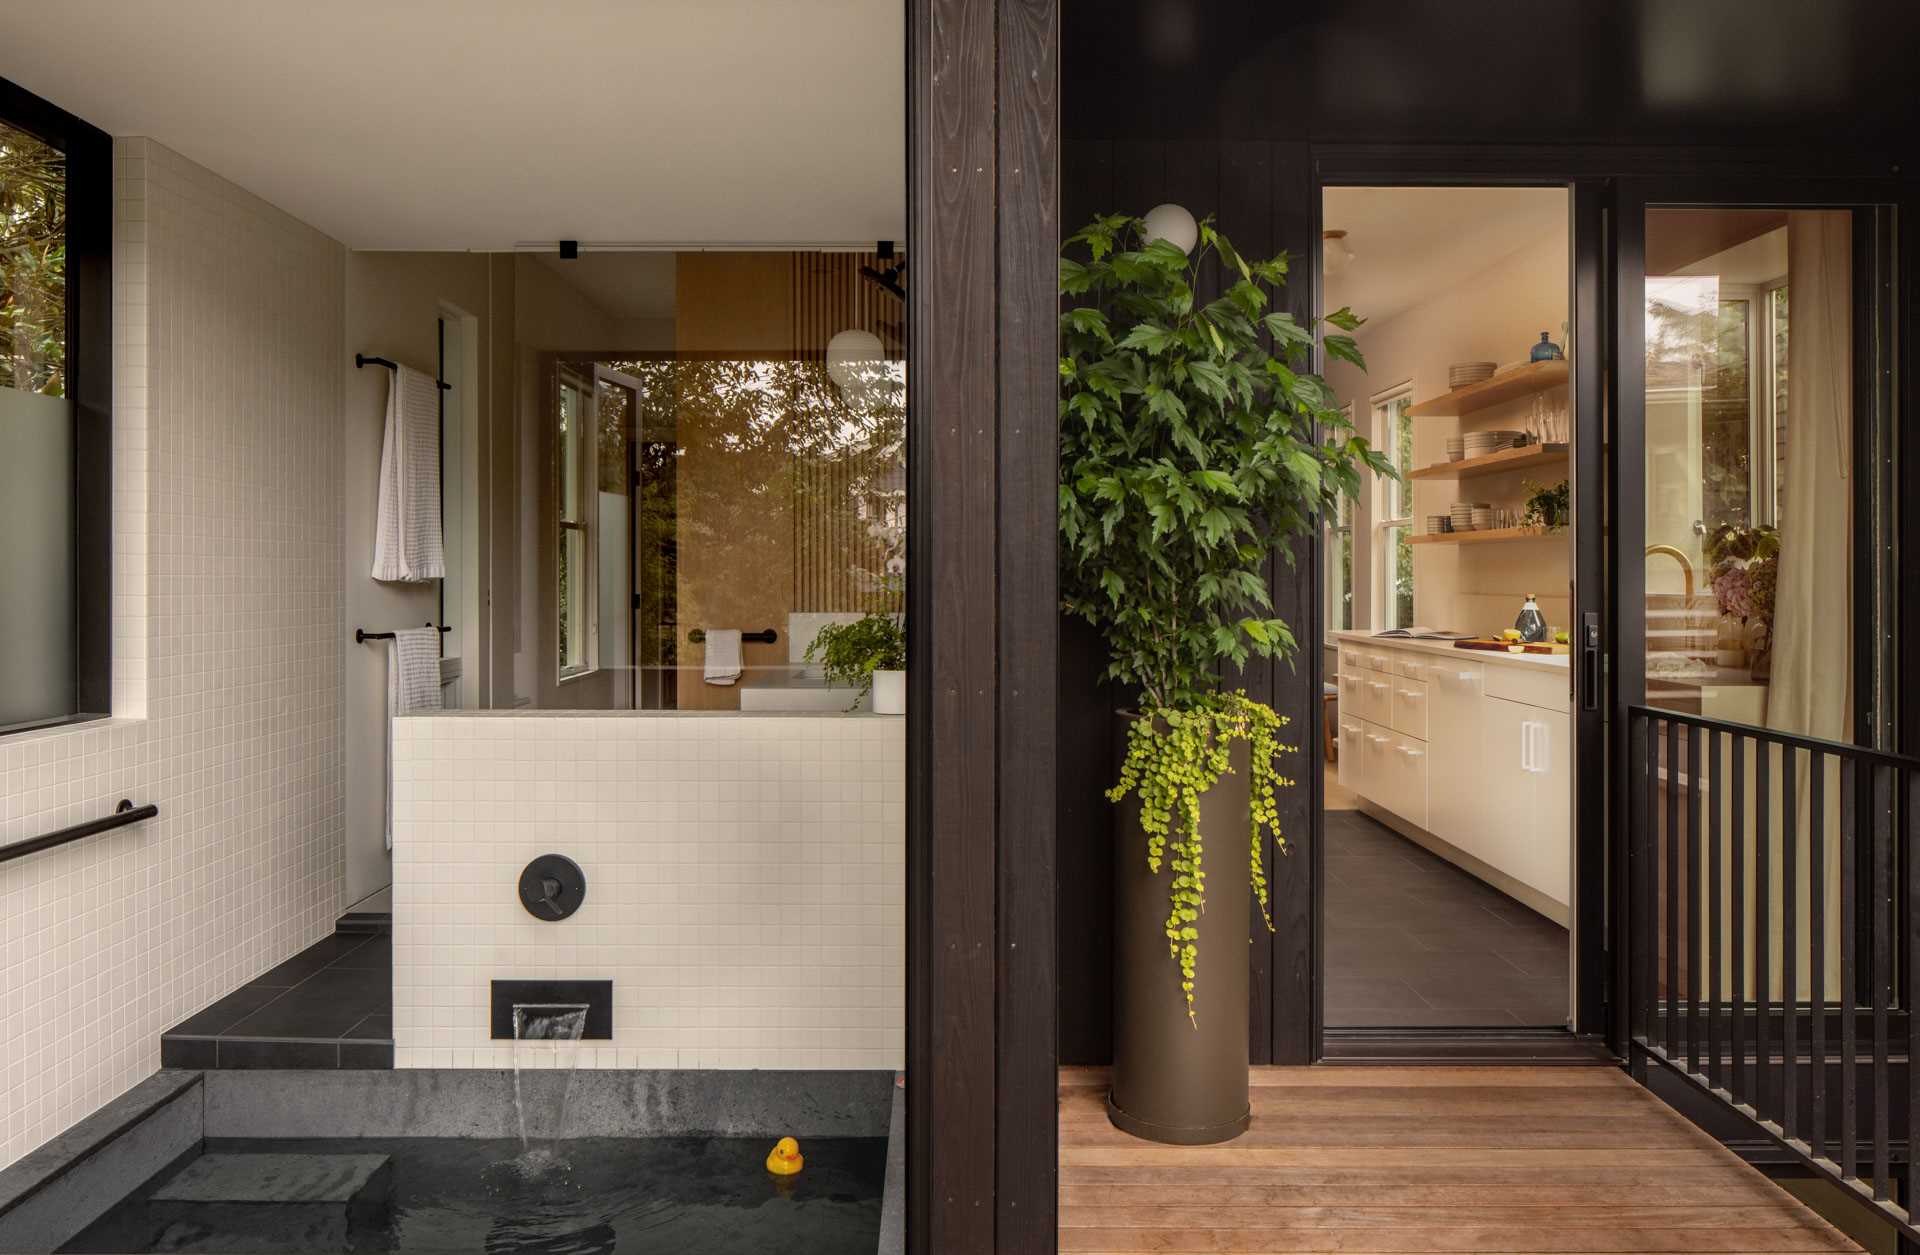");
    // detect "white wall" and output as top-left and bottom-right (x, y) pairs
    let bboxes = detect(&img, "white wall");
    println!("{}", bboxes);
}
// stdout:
(1327, 226), (1572, 637)
(391, 711), (903, 1070)
(0, 138), (345, 1171)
